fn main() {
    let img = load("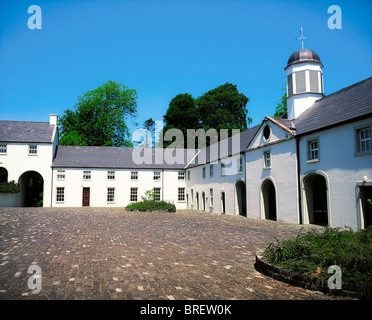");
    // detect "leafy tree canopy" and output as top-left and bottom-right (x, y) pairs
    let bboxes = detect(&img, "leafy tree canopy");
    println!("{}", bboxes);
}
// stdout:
(273, 86), (287, 118)
(59, 80), (137, 147)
